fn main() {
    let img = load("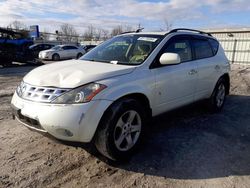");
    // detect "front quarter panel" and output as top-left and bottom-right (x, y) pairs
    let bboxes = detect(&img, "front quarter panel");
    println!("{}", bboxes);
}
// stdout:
(95, 68), (156, 114)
